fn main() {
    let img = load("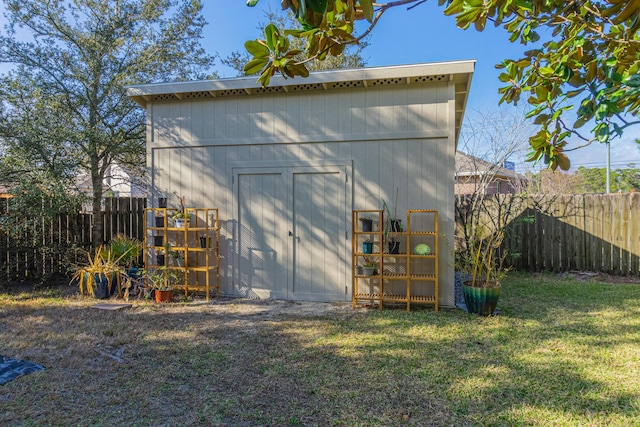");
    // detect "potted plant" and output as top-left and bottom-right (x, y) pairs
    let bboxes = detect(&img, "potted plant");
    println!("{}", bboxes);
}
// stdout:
(71, 246), (126, 299)
(359, 216), (373, 232)
(362, 261), (378, 276)
(172, 196), (192, 228)
(388, 237), (400, 254)
(106, 234), (143, 296)
(362, 238), (373, 254)
(385, 188), (403, 232)
(461, 230), (506, 316)
(145, 266), (180, 303)
(168, 248), (185, 267)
